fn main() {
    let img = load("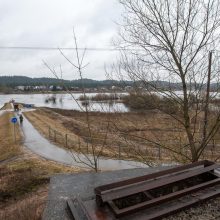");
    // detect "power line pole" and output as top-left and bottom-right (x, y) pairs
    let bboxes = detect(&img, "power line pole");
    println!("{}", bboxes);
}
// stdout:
(202, 51), (212, 142)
